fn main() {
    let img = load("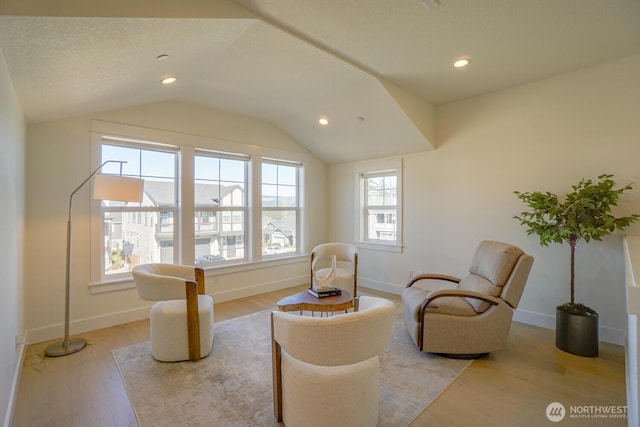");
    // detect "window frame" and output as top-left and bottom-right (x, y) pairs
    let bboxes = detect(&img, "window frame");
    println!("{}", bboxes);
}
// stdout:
(92, 137), (180, 284)
(88, 120), (308, 293)
(193, 149), (250, 266)
(261, 158), (302, 258)
(354, 157), (403, 253)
